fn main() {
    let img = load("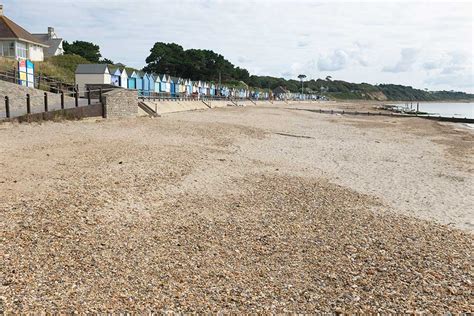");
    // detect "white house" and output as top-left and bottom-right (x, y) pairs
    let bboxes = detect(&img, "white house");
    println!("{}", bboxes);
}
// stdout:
(32, 27), (64, 58)
(0, 5), (48, 61)
(75, 64), (111, 92)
